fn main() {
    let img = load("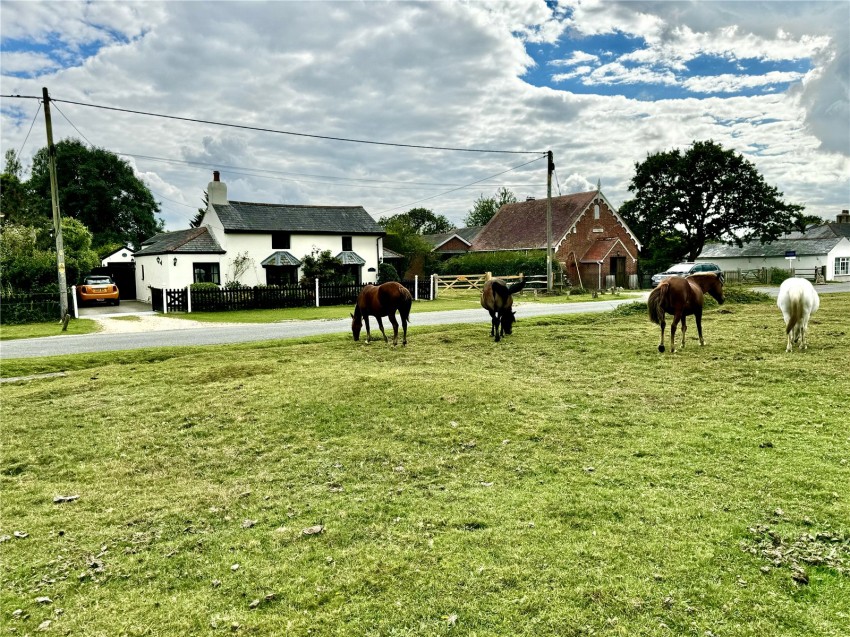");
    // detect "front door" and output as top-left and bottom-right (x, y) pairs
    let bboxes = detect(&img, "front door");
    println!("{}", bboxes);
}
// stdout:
(610, 257), (627, 288)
